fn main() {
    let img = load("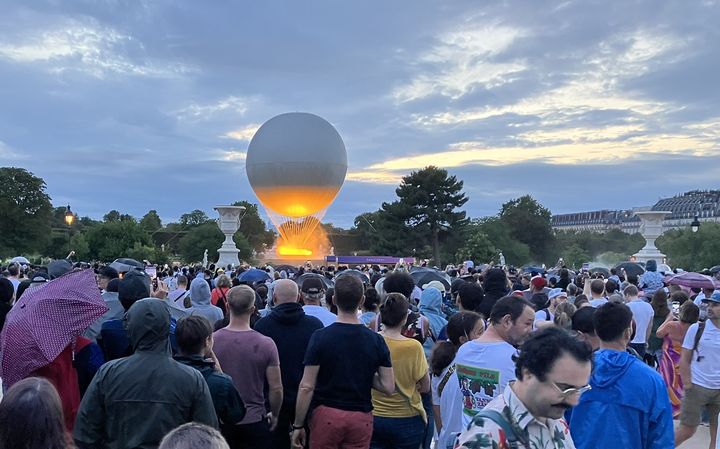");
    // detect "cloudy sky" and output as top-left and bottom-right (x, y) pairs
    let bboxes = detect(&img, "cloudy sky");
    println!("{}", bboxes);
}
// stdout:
(1, 0), (719, 228)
